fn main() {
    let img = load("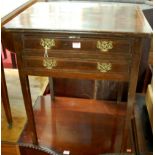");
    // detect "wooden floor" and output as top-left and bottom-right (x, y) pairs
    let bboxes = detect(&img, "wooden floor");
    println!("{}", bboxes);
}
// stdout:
(19, 95), (134, 155)
(1, 69), (48, 155)
(1, 142), (21, 155)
